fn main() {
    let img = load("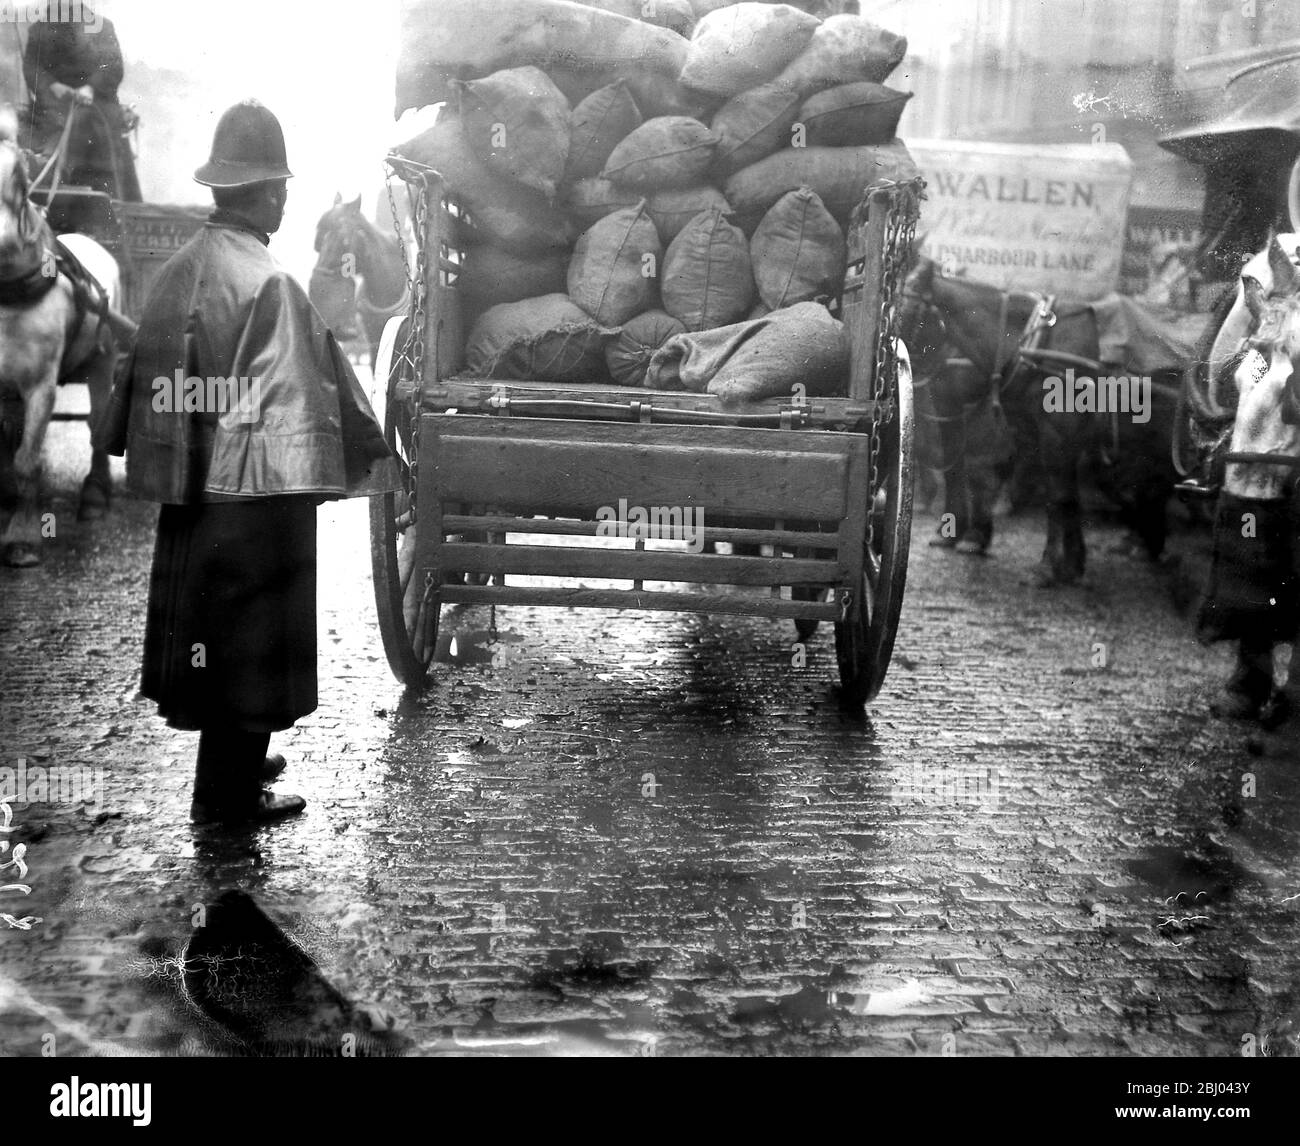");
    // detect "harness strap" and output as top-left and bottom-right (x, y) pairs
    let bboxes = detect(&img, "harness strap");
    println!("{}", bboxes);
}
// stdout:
(989, 291), (1011, 390)
(357, 276), (412, 325)
(53, 235), (112, 367)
